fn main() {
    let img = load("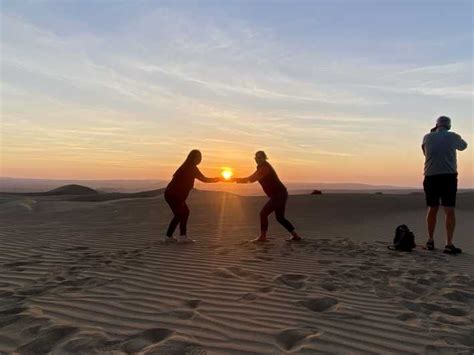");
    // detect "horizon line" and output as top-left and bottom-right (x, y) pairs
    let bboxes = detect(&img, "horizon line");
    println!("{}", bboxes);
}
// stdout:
(2, 175), (474, 190)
